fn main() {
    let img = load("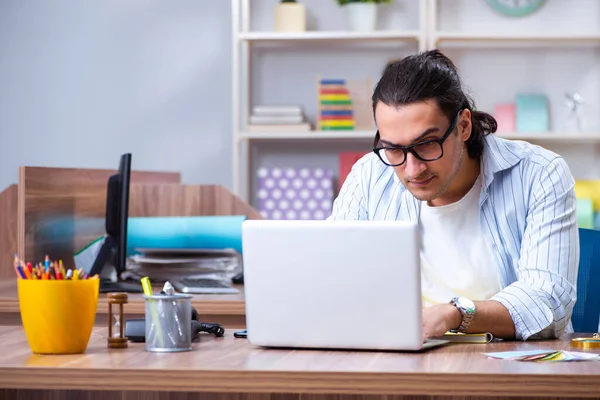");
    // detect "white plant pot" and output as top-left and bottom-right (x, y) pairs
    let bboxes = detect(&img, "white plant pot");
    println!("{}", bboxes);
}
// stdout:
(274, 2), (306, 32)
(346, 3), (378, 32)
